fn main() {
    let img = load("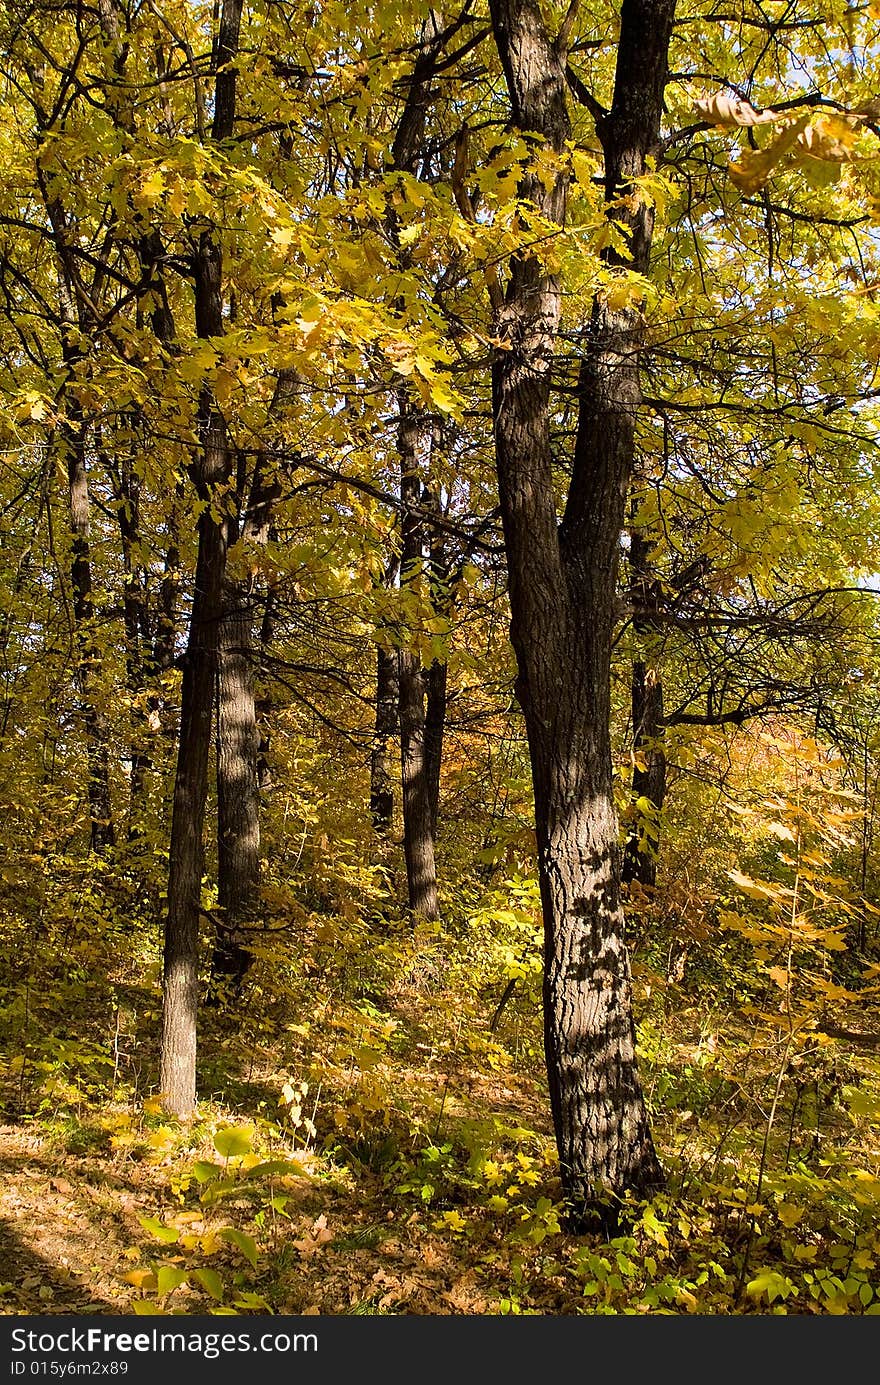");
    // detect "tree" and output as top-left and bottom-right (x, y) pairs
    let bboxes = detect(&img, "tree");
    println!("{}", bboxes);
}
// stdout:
(484, 0), (674, 1226)
(159, 0), (244, 1116)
